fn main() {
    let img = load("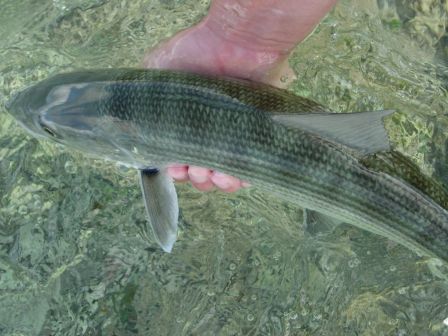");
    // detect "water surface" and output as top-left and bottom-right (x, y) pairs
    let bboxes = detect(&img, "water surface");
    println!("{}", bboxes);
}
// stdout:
(1, 0), (448, 335)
